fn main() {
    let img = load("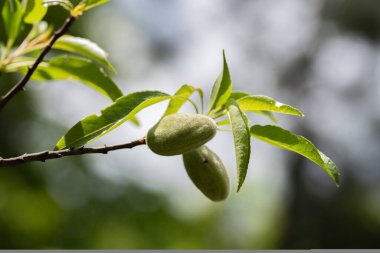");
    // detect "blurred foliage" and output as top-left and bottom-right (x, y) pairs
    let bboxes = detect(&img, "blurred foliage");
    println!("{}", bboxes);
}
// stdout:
(322, 0), (380, 42)
(1, 0), (380, 249)
(281, 150), (380, 248)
